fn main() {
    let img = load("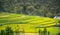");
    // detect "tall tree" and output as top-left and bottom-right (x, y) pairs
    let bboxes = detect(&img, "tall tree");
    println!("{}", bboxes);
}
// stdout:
(5, 27), (13, 35)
